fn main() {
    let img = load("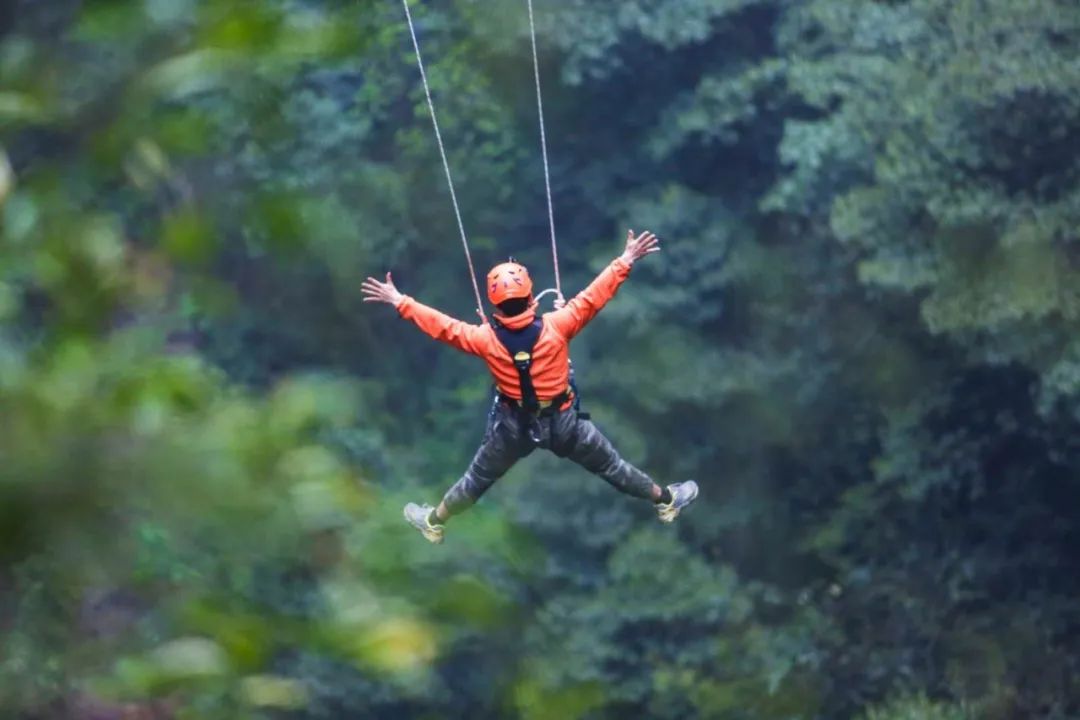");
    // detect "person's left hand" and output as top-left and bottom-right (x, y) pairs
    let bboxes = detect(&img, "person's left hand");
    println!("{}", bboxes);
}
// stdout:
(620, 229), (661, 265)
(361, 272), (403, 306)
